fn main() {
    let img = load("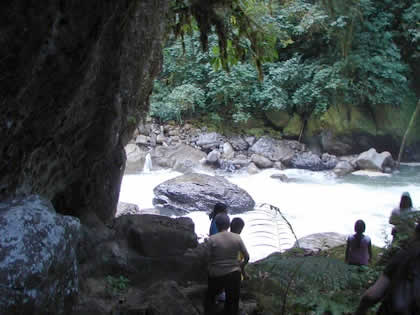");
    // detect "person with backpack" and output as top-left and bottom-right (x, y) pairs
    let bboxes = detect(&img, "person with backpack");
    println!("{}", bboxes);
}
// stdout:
(354, 223), (420, 315)
(345, 219), (372, 266)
